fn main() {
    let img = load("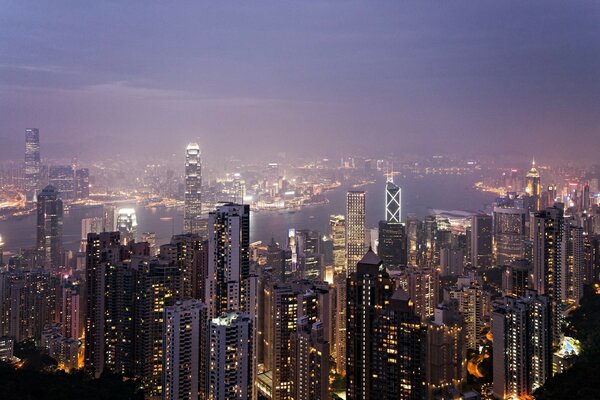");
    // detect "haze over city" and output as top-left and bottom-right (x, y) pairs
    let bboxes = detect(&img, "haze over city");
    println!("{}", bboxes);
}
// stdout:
(1, 1), (600, 163)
